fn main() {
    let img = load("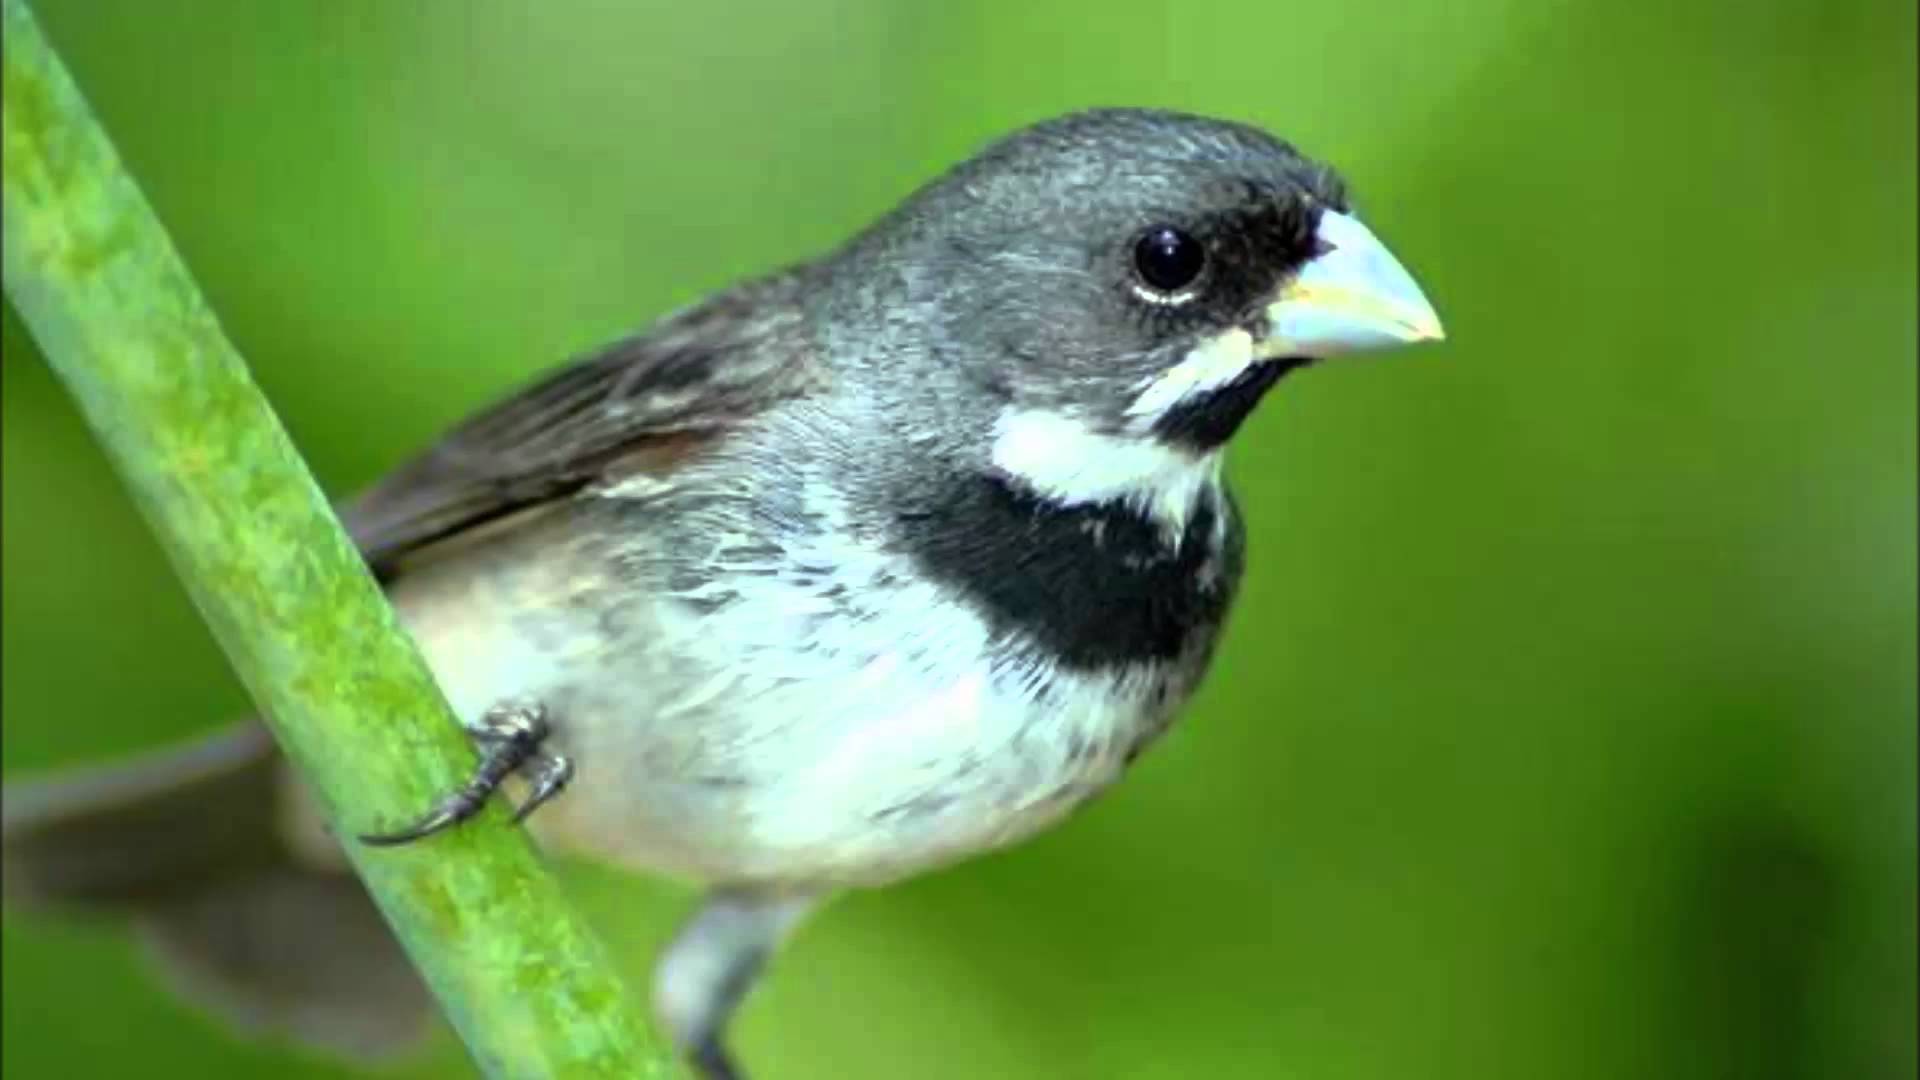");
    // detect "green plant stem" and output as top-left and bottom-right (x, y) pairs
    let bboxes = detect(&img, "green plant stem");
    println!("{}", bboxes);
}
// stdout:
(0, 3), (670, 1076)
